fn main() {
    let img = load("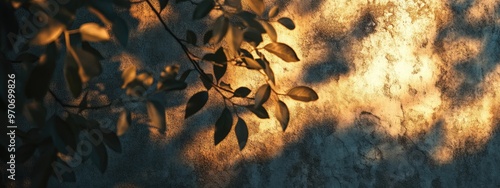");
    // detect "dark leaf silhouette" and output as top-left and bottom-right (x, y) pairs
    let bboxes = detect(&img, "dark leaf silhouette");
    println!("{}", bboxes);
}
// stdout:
(64, 53), (82, 98)
(214, 108), (233, 145)
(235, 117), (248, 150)
(201, 73), (214, 90)
(159, 0), (169, 12)
(103, 131), (122, 153)
(193, 0), (215, 20)
(112, 17), (129, 46)
(203, 30), (213, 44)
(278, 17), (295, 30)
(25, 43), (57, 100)
(185, 91), (209, 118)
(186, 30), (197, 45)
(234, 87), (252, 98)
